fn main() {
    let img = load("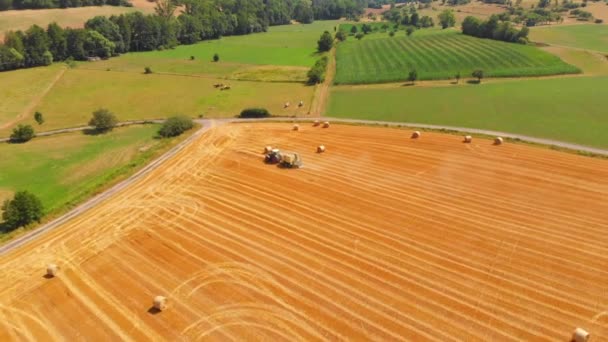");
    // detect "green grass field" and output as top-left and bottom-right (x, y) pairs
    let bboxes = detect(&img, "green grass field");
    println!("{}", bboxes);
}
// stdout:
(26, 68), (313, 131)
(530, 24), (608, 53)
(335, 29), (580, 84)
(327, 76), (608, 148)
(0, 124), (170, 216)
(0, 65), (64, 127)
(80, 20), (339, 78)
